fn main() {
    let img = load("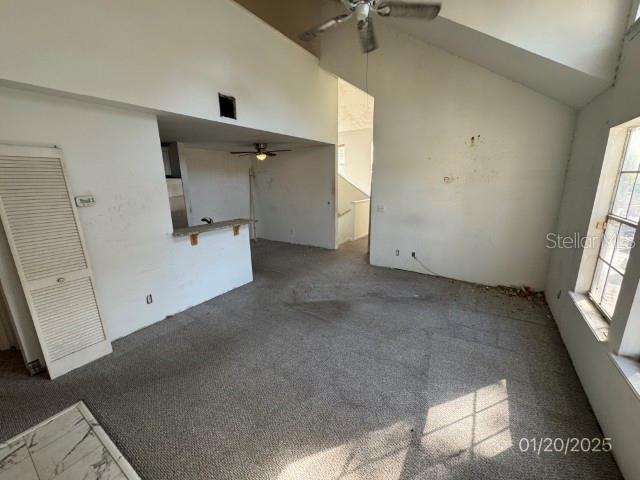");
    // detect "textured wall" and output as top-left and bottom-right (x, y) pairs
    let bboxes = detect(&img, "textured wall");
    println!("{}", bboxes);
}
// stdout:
(545, 31), (640, 480)
(0, 0), (337, 144)
(0, 87), (254, 342)
(322, 21), (575, 289)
